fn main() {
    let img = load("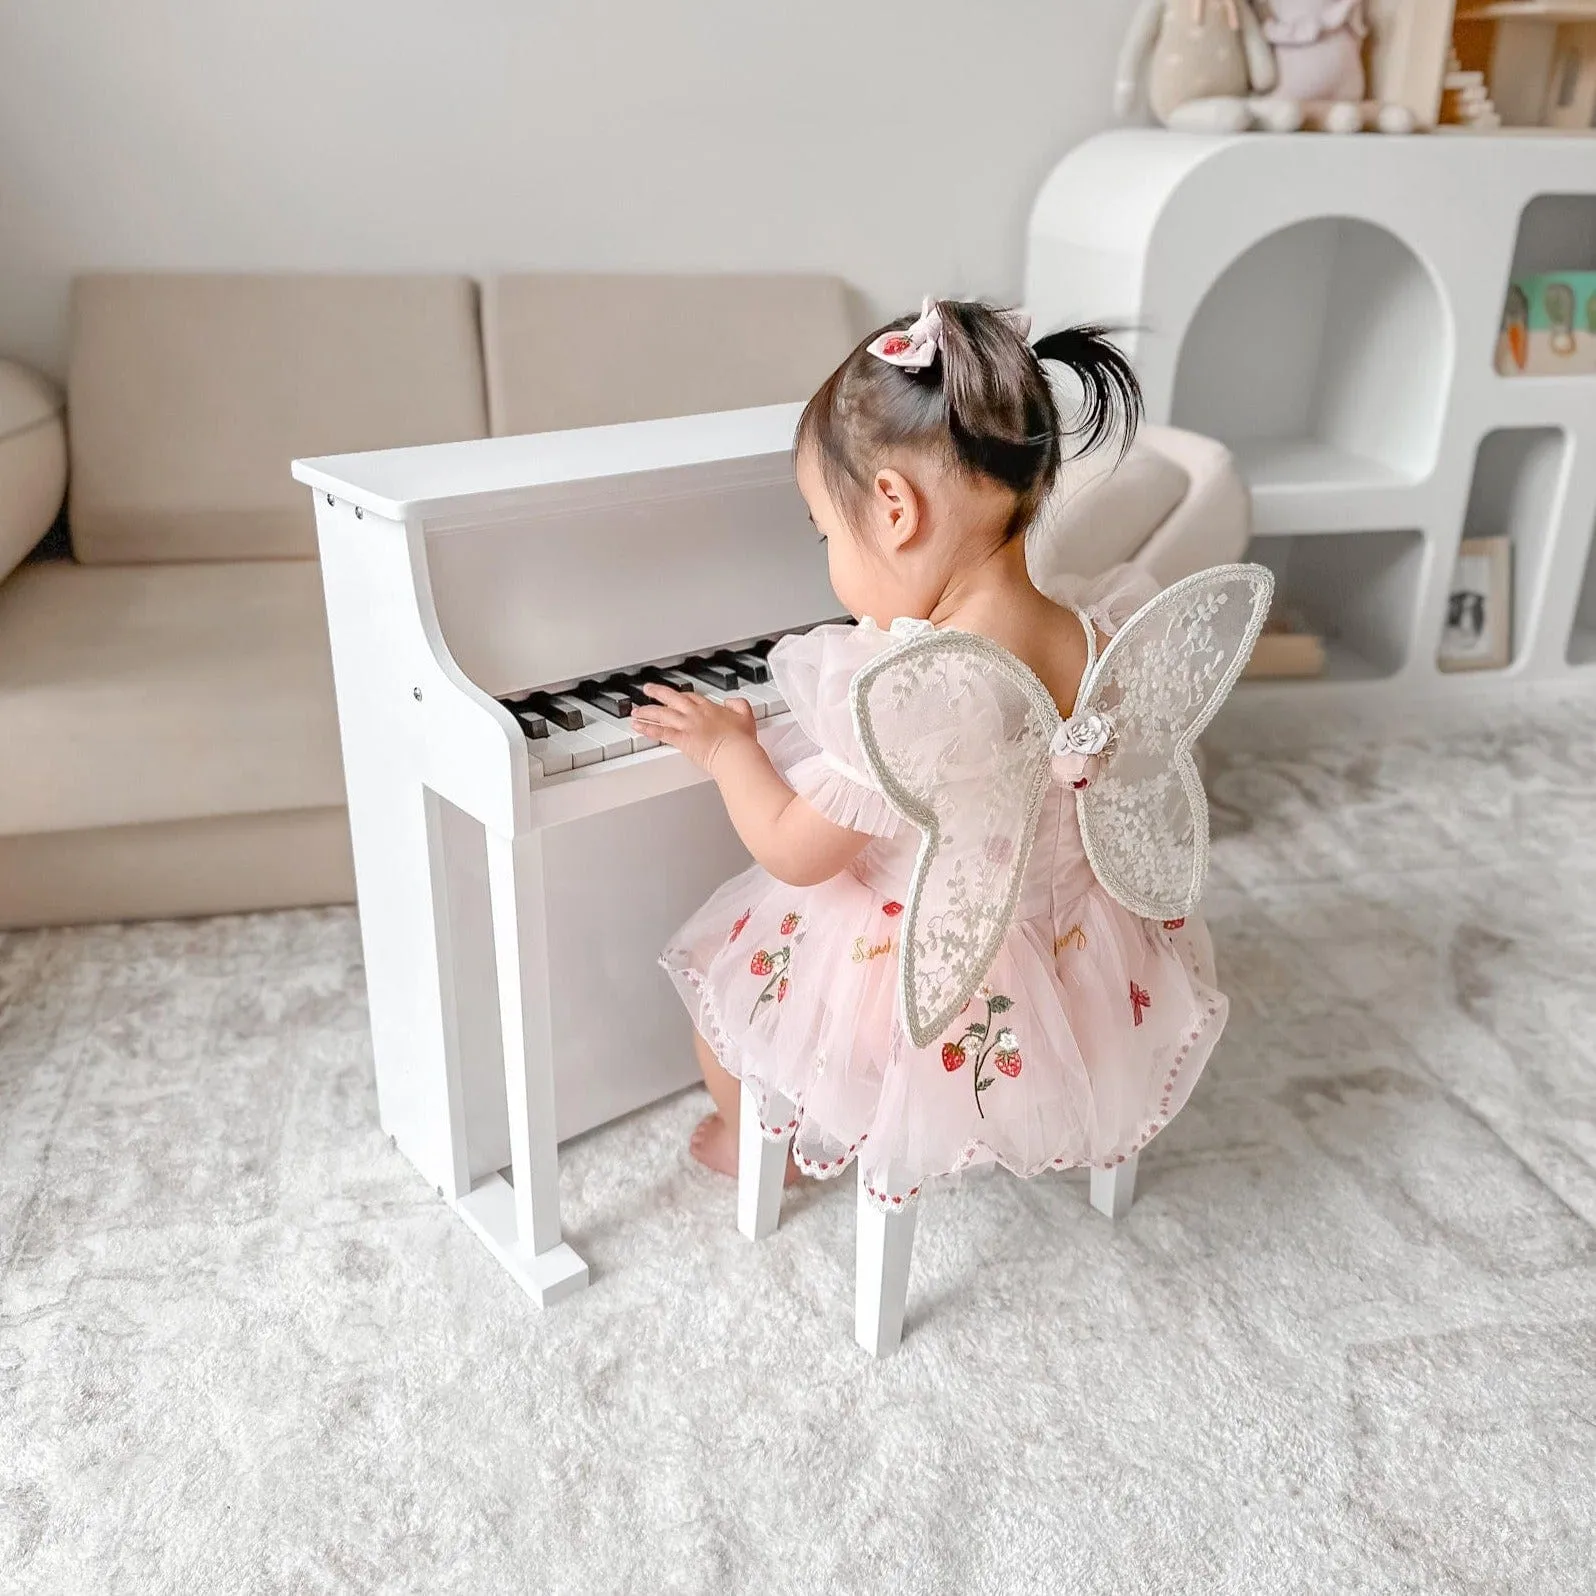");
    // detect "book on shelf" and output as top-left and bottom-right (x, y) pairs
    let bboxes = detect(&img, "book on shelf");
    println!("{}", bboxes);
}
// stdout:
(1244, 607), (1327, 680)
